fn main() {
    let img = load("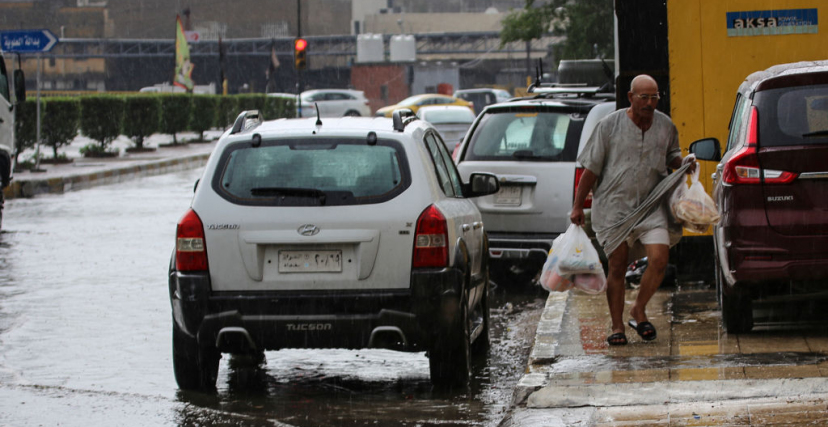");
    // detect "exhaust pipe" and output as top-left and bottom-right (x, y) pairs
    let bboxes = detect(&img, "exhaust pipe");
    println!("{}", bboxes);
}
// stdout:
(368, 326), (408, 350)
(216, 326), (257, 352)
